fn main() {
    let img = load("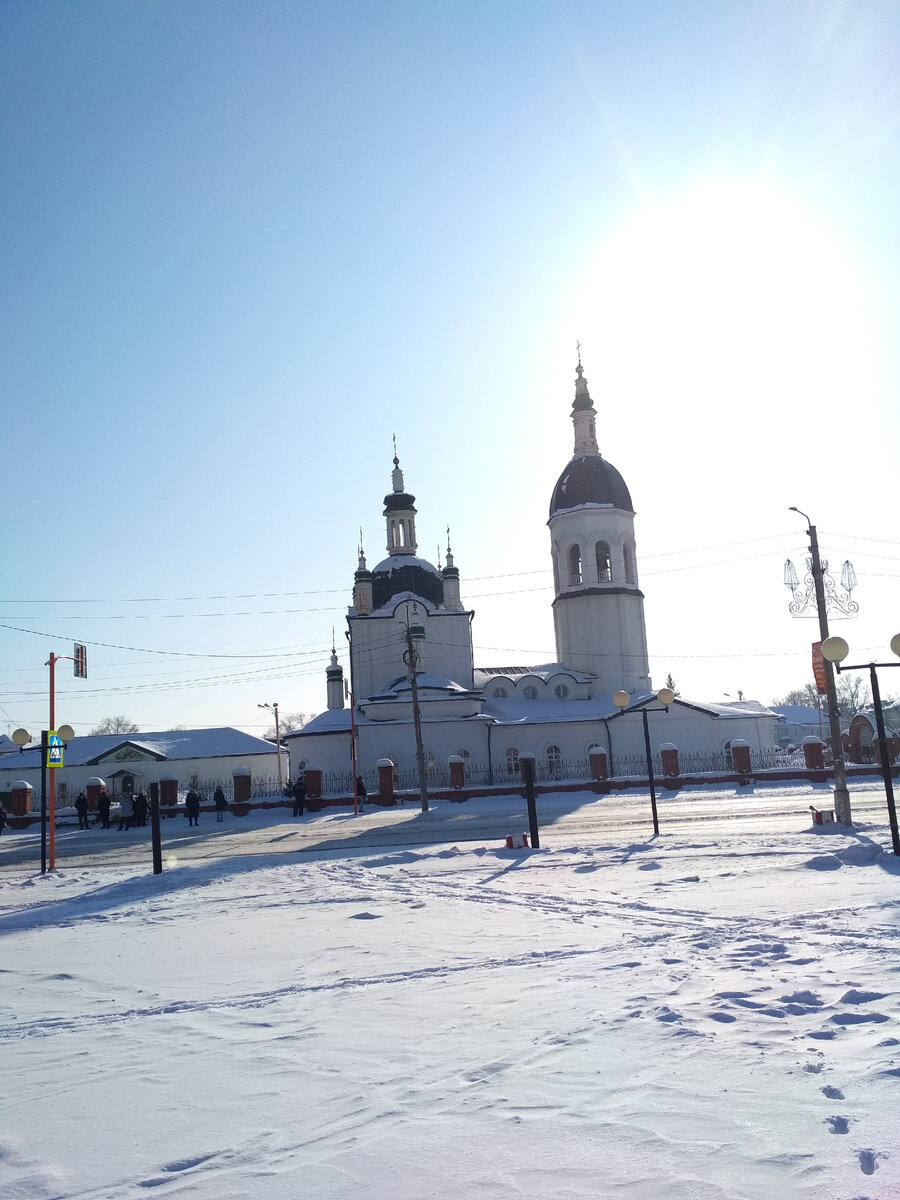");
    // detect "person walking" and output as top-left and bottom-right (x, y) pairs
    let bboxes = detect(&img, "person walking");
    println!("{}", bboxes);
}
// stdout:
(117, 793), (134, 831)
(355, 774), (367, 813)
(97, 790), (111, 829)
(213, 785), (227, 822)
(291, 775), (307, 818)
(185, 788), (201, 827)
(74, 791), (90, 830)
